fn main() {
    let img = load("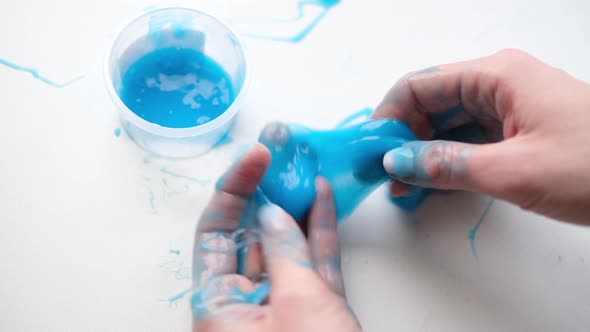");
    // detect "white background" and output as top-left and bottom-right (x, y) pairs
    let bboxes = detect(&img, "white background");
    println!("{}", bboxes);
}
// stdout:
(1, 0), (589, 331)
